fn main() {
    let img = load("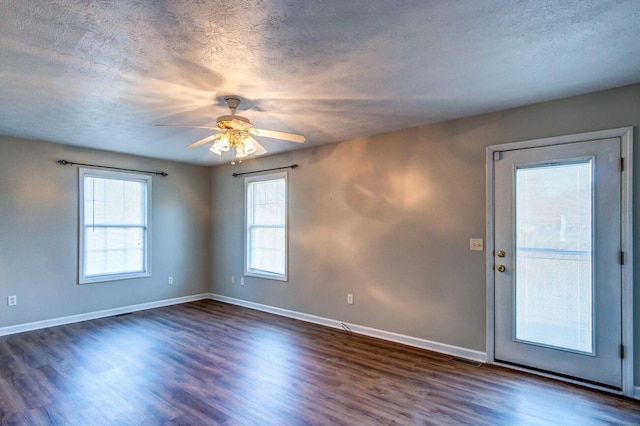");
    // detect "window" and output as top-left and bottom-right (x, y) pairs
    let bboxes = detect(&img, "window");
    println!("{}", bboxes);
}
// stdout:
(245, 172), (288, 280)
(79, 168), (151, 284)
